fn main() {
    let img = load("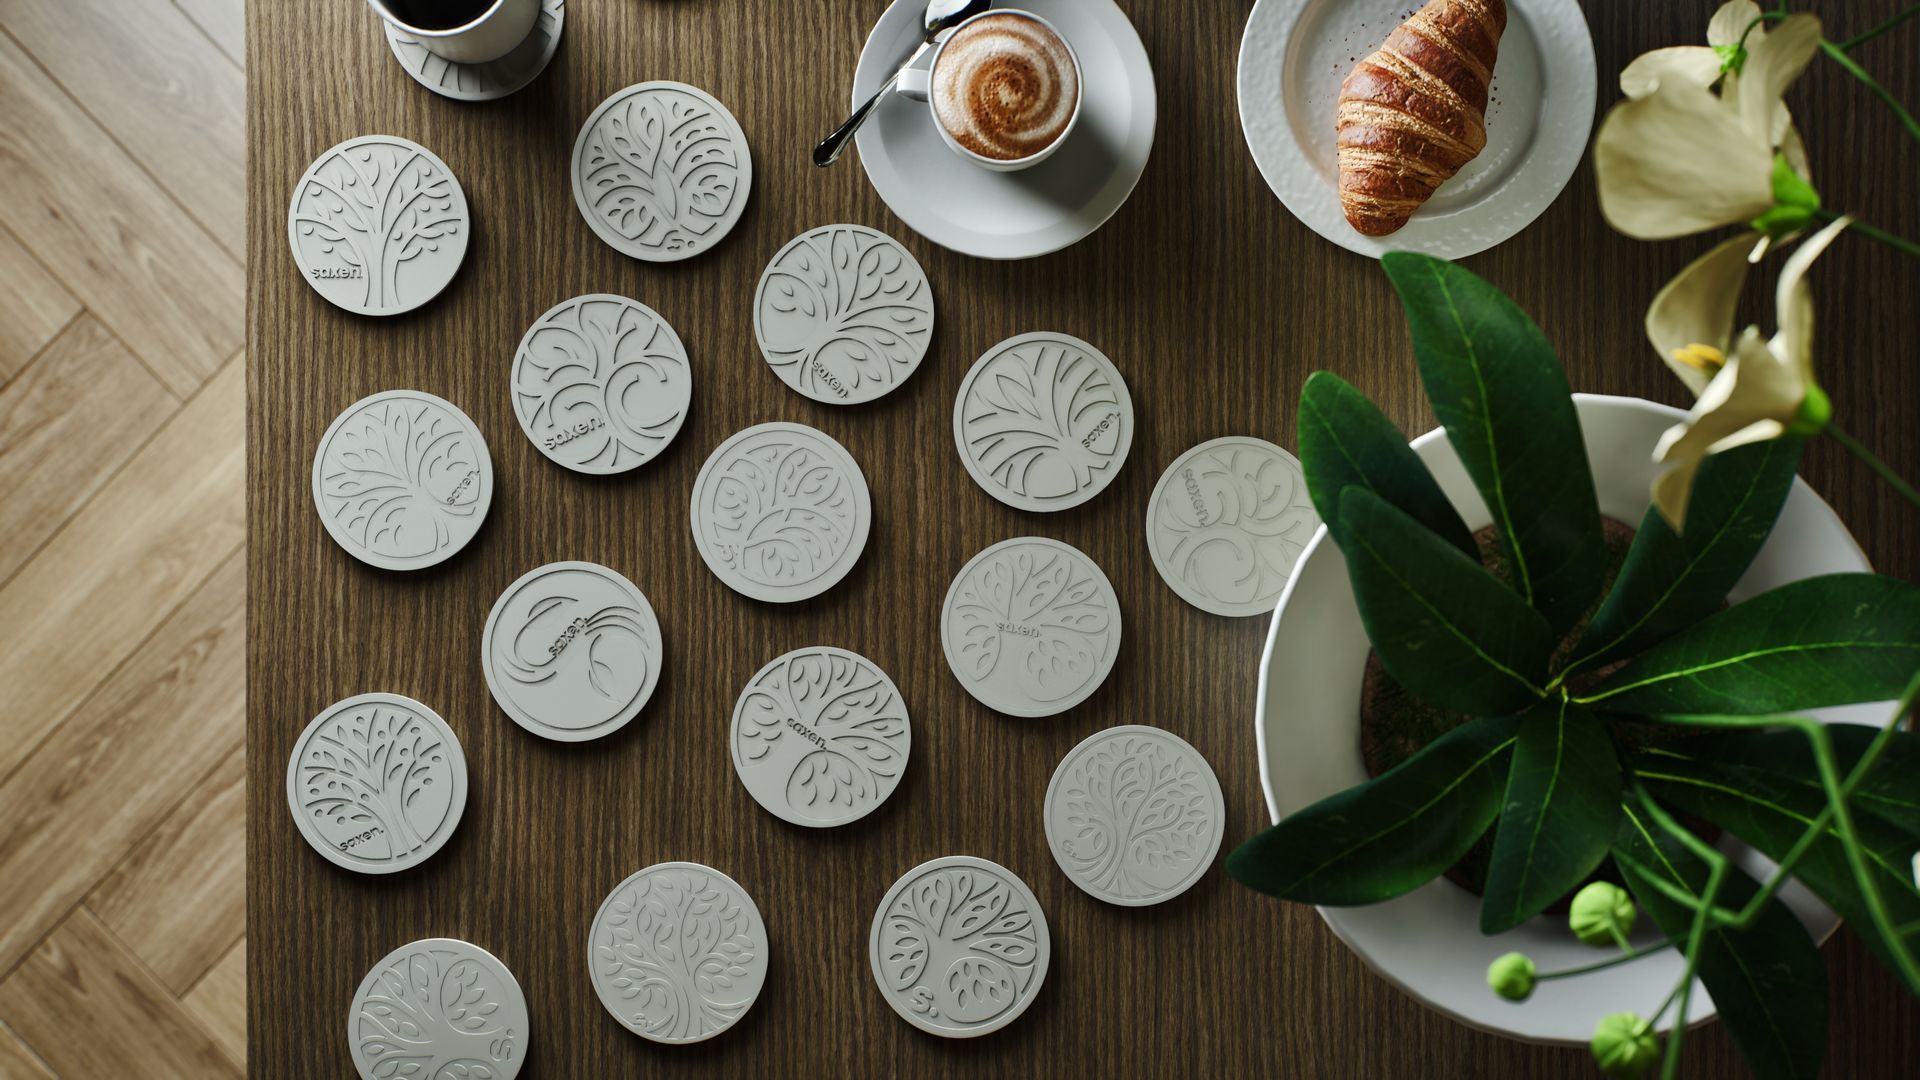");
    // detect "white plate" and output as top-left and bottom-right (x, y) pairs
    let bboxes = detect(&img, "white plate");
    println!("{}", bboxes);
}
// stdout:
(852, 0), (1156, 260)
(1255, 395), (1861, 1044)
(1237, 0), (1596, 259)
